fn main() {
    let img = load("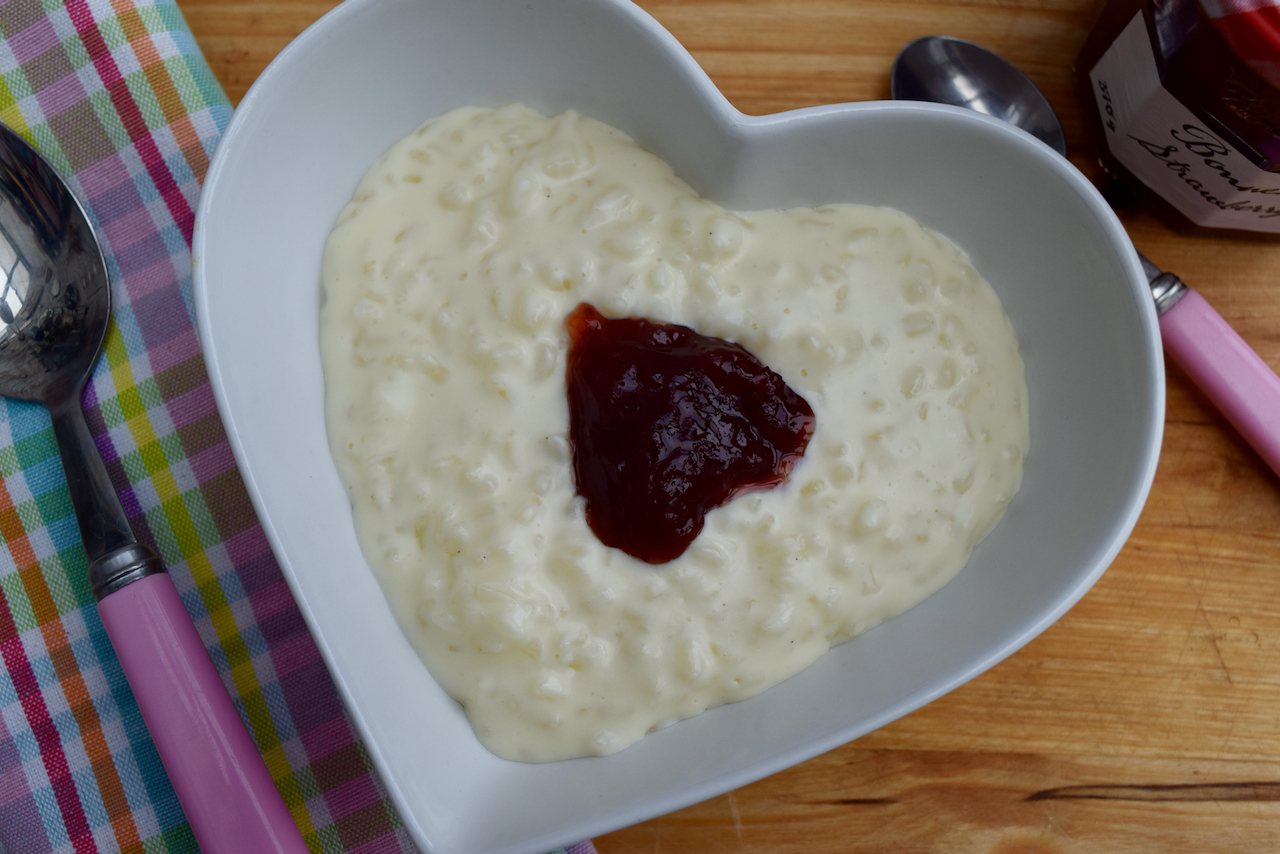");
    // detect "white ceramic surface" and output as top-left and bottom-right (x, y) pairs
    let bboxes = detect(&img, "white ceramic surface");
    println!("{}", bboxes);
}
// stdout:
(191, 1), (1165, 852)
